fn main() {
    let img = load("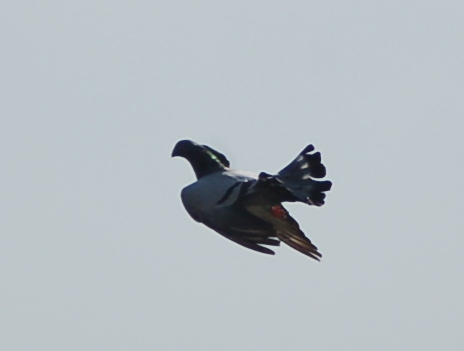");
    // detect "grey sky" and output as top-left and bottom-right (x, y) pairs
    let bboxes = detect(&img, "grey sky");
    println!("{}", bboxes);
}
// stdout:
(2, 1), (463, 350)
